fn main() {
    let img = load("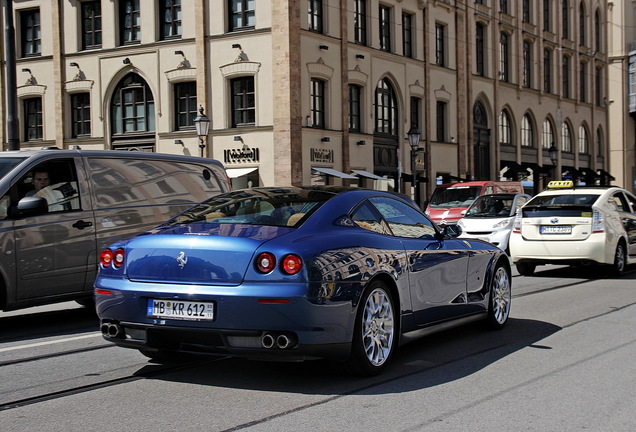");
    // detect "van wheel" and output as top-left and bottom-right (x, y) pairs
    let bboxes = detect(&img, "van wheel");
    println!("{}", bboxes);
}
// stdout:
(516, 262), (536, 276)
(609, 241), (626, 277)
